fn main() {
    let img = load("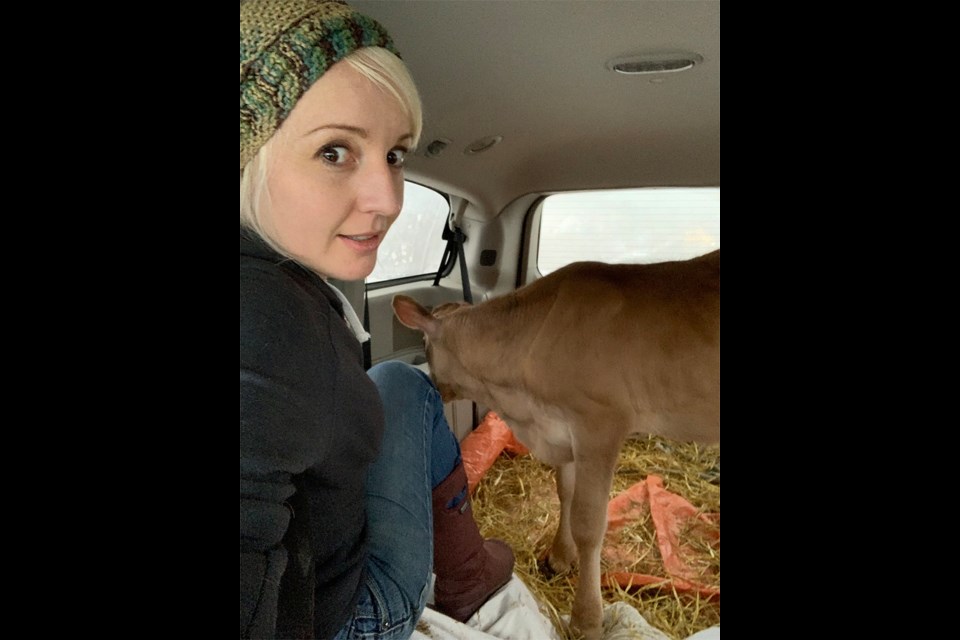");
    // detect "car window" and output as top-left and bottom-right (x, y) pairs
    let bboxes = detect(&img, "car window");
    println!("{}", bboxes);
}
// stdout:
(369, 181), (450, 284)
(537, 187), (720, 275)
